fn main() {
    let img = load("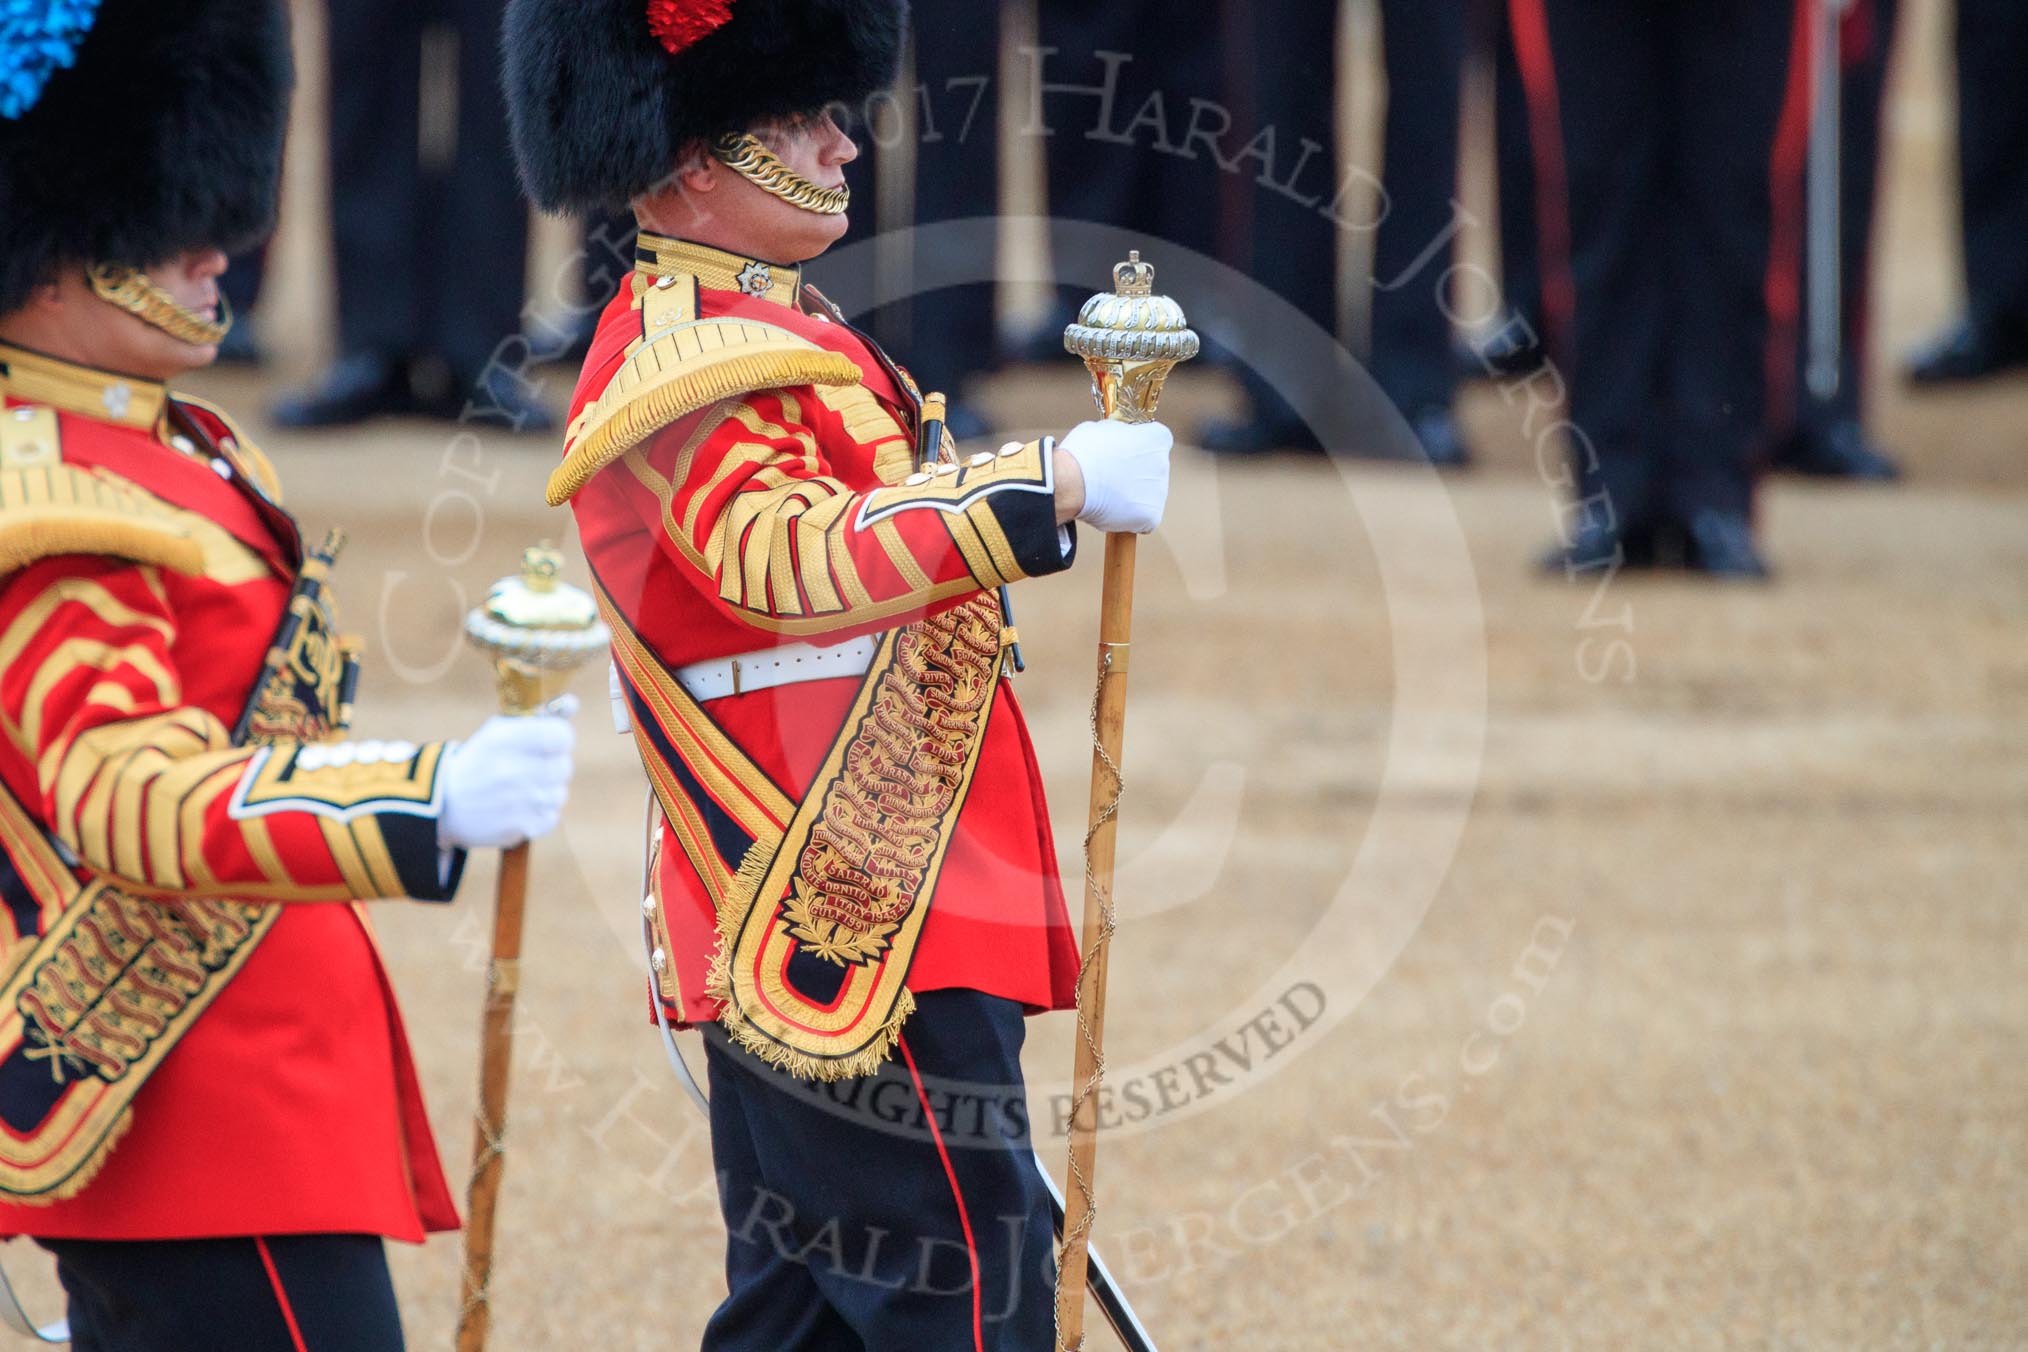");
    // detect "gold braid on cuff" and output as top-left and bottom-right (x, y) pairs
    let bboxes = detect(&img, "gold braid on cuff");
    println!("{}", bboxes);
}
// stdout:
(710, 133), (851, 216)
(86, 264), (233, 347)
